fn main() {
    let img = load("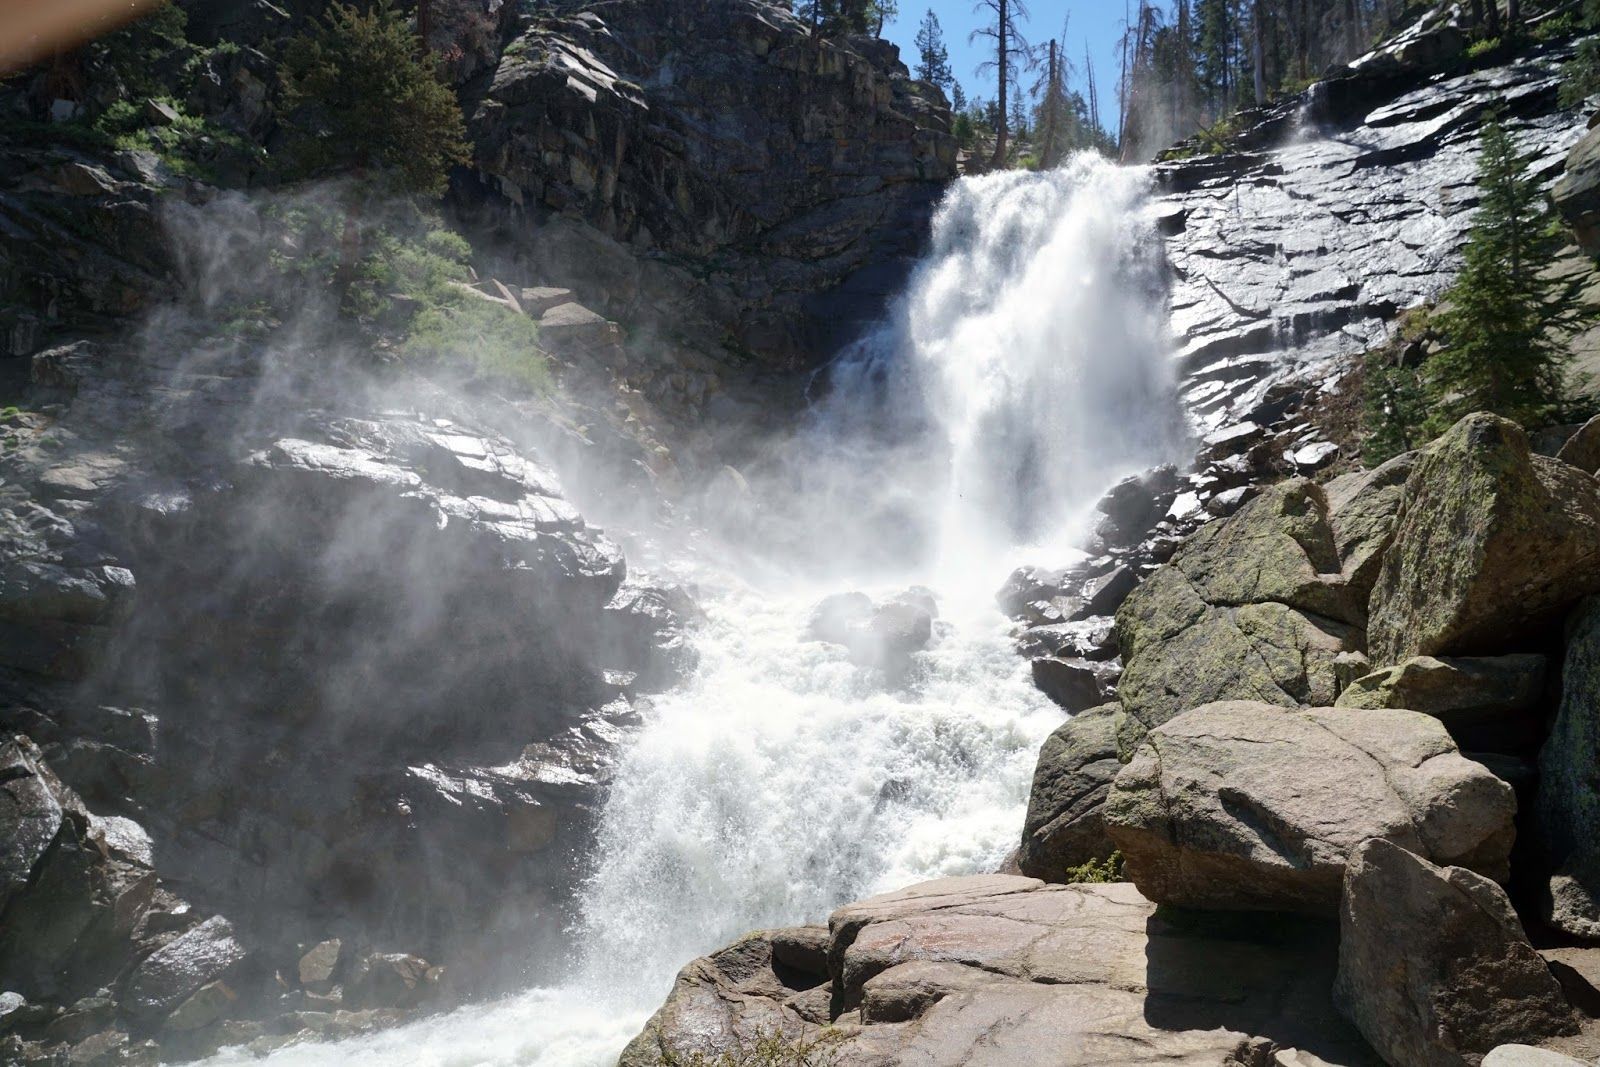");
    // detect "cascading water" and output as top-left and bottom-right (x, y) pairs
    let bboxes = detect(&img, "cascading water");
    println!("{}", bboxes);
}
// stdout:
(206, 153), (1186, 1066)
